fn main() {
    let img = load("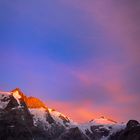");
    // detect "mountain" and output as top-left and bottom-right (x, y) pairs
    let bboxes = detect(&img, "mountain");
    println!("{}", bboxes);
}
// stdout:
(0, 88), (140, 140)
